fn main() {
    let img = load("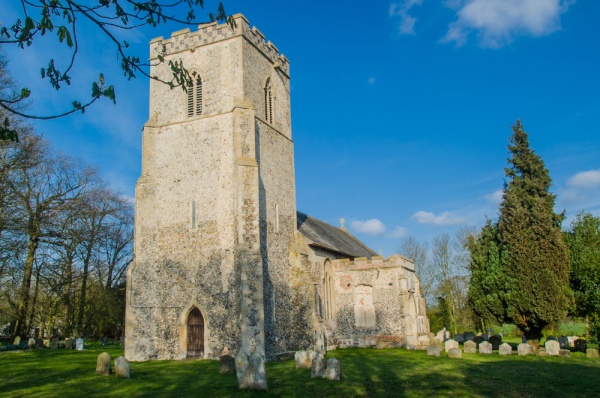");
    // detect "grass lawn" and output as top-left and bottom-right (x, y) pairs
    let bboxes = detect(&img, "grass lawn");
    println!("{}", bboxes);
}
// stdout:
(1, 344), (599, 397)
